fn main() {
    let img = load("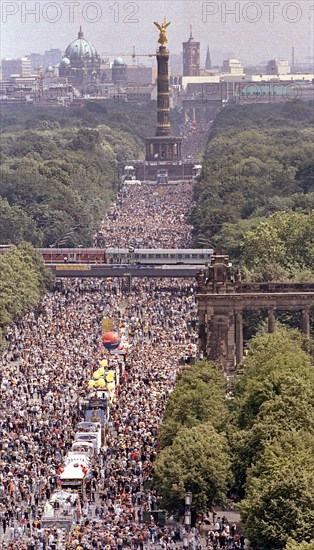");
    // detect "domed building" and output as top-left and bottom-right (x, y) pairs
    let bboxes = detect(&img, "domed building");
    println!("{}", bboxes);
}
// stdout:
(112, 57), (127, 85)
(59, 26), (100, 85)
